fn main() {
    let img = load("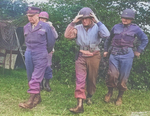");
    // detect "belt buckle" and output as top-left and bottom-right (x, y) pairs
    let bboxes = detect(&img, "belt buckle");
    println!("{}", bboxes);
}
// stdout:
(90, 48), (94, 52)
(90, 44), (96, 52)
(84, 46), (88, 51)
